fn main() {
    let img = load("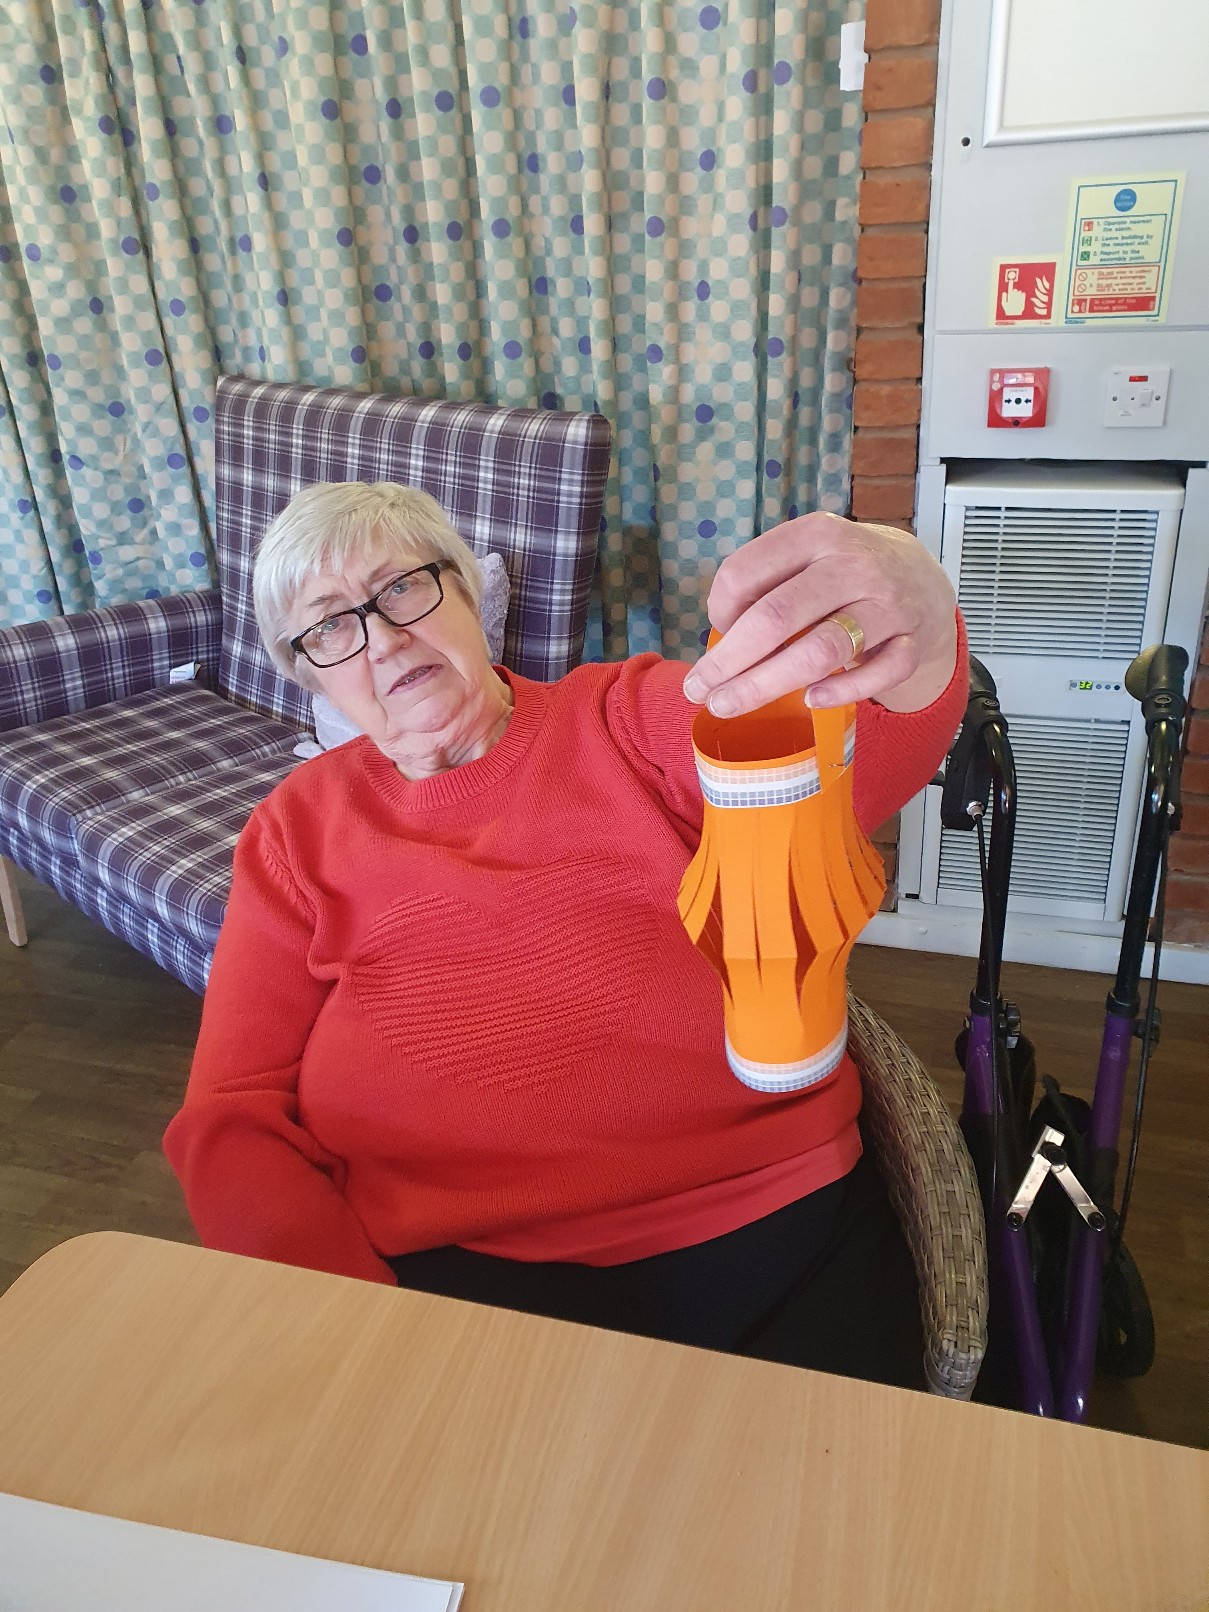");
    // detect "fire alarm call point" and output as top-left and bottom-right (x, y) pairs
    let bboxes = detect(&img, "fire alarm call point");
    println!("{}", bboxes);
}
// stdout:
(987, 367), (1049, 429)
